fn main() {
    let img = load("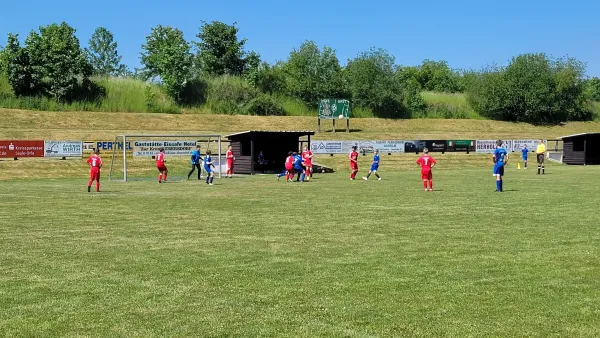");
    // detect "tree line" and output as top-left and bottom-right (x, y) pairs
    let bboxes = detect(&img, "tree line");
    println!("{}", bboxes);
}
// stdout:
(0, 21), (598, 123)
